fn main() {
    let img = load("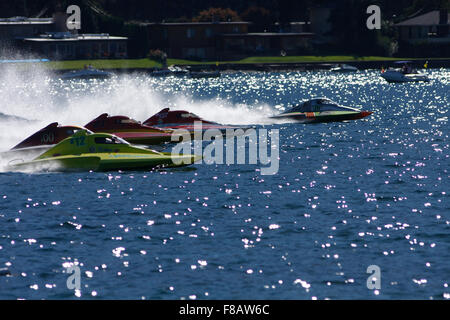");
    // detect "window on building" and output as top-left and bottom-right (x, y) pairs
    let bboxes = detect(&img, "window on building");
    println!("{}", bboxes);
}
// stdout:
(118, 43), (126, 57)
(187, 28), (195, 38)
(67, 44), (73, 57)
(111, 42), (117, 55)
(101, 43), (109, 57)
(428, 26), (437, 36)
(205, 28), (212, 38)
(186, 48), (196, 57)
(196, 48), (206, 59)
(92, 43), (99, 58)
